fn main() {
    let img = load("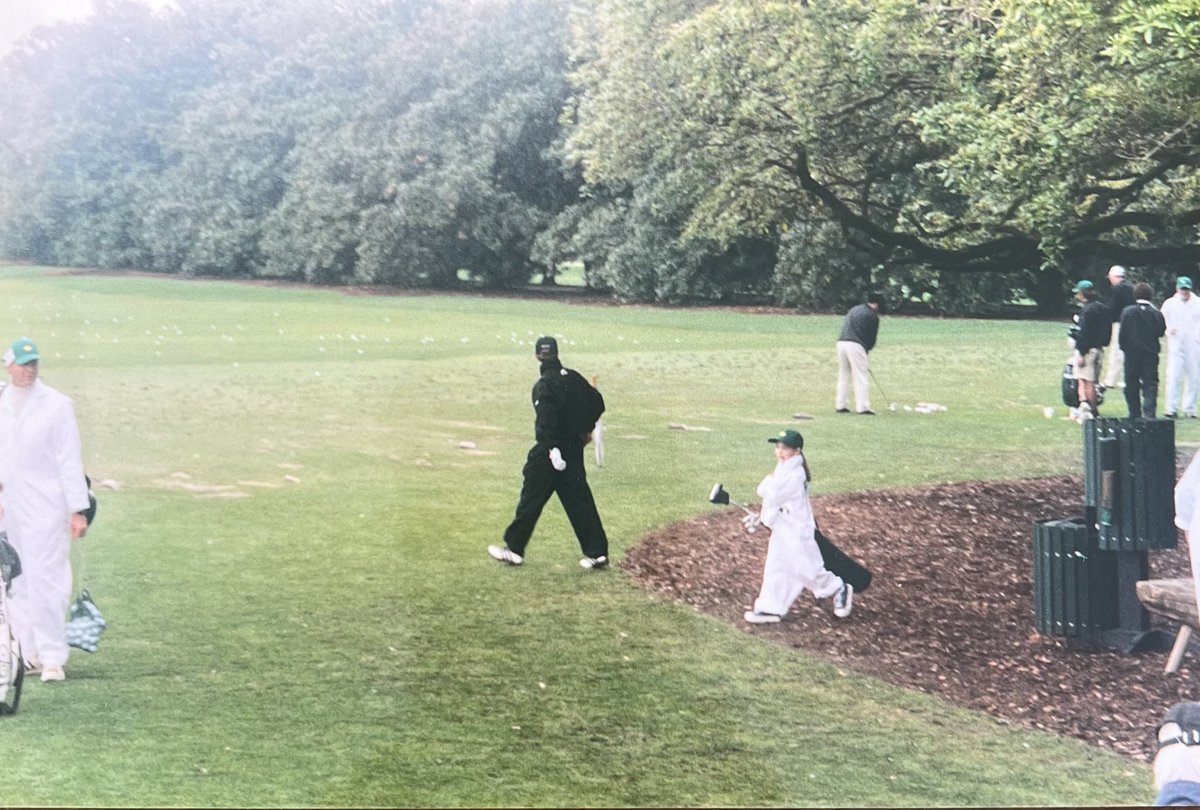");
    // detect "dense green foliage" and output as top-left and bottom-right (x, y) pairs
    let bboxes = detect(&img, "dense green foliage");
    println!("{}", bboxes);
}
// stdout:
(1, 0), (1198, 312)
(0, 266), (1161, 806)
